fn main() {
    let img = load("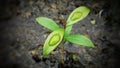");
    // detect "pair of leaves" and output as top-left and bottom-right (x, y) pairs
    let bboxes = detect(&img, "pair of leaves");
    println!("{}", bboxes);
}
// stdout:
(36, 6), (94, 56)
(64, 6), (94, 48)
